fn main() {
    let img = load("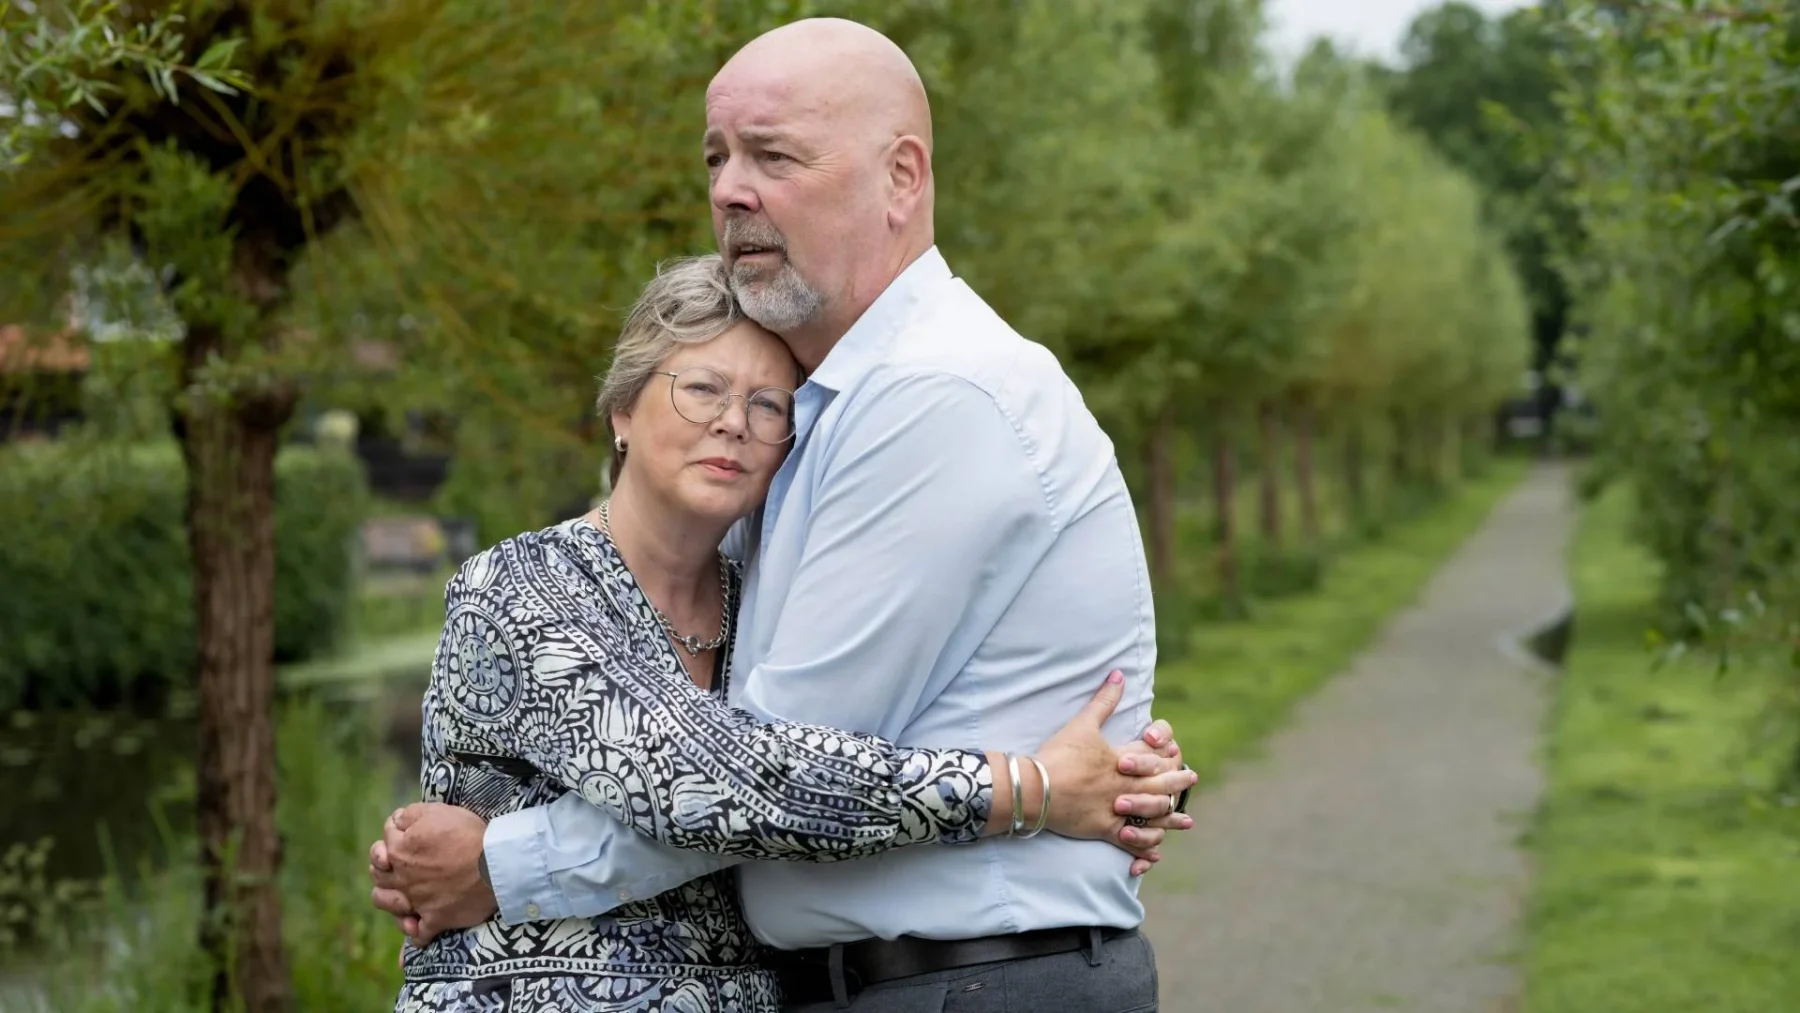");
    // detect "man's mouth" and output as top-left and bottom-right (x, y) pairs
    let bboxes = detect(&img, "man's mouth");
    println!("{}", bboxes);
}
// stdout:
(734, 244), (780, 258)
